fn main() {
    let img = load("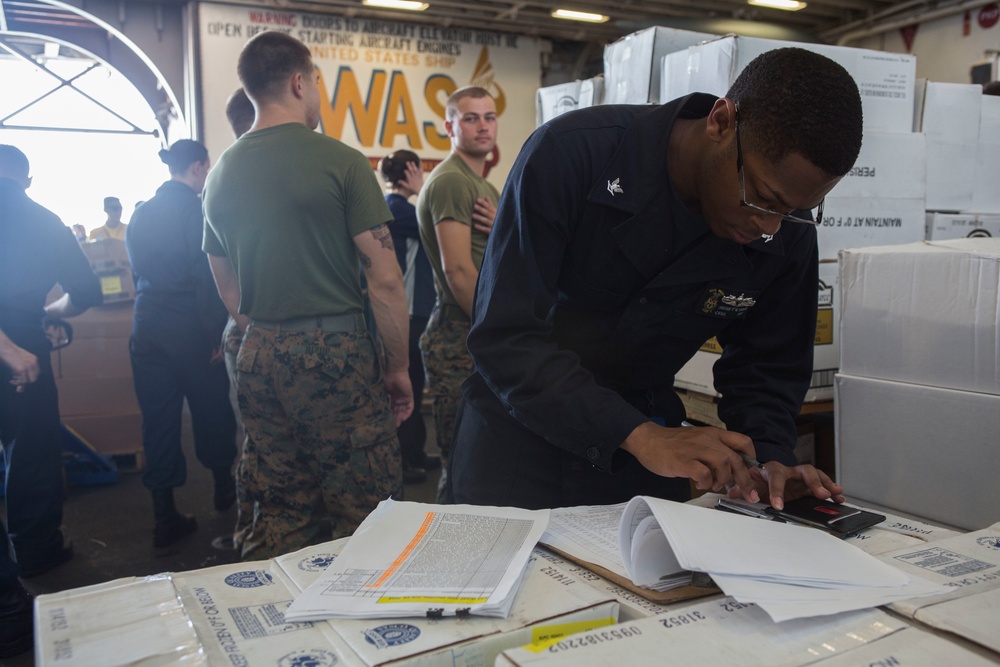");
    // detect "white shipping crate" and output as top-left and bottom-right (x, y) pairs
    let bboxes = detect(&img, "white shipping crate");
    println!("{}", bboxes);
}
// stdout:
(661, 35), (916, 133)
(274, 541), (620, 667)
(603, 26), (712, 104)
(808, 627), (1000, 667)
(925, 212), (1000, 240)
(579, 76), (604, 108)
(828, 131), (926, 200)
(818, 197), (926, 261)
(919, 82), (982, 212)
(496, 597), (907, 667)
(835, 374), (1000, 531)
(535, 81), (581, 126)
(674, 260), (840, 403)
(838, 239), (1000, 394)
(972, 94), (1000, 213)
